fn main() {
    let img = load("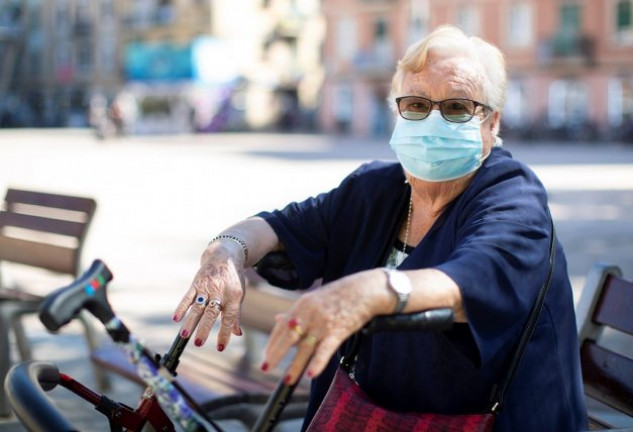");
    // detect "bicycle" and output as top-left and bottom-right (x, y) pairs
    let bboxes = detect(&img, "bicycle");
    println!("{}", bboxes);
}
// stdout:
(3, 259), (453, 432)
